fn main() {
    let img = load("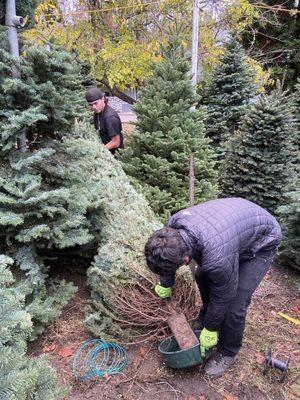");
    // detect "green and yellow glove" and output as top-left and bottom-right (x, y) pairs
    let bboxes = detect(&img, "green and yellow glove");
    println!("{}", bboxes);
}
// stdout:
(154, 283), (172, 299)
(199, 327), (218, 357)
